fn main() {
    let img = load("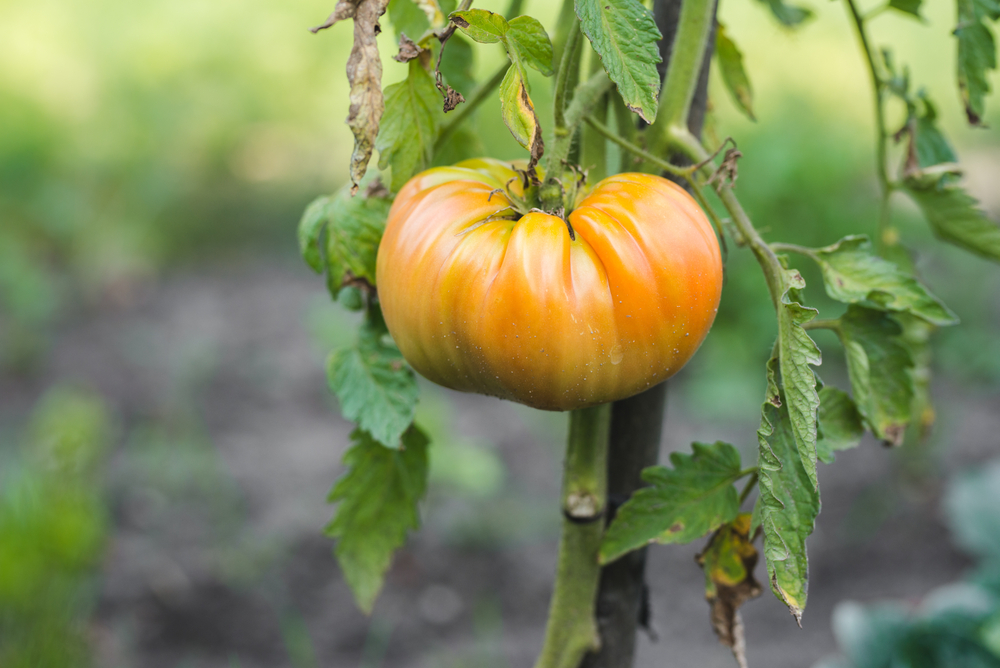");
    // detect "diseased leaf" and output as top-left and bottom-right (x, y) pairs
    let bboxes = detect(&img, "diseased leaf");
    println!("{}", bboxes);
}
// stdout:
(955, 0), (998, 125)
(377, 60), (443, 192)
(326, 425), (429, 613)
(575, 0), (662, 123)
(312, 0), (392, 194)
(775, 265), (822, 491)
(498, 63), (544, 163)
(838, 307), (915, 446)
(756, 357), (820, 624)
(696, 514), (763, 668)
(816, 386), (865, 464)
(450, 8), (508, 43)
(599, 442), (743, 564)
(715, 23), (755, 121)
(327, 324), (419, 449)
(905, 177), (1000, 263)
(756, 0), (813, 27)
(506, 16), (555, 76)
(896, 313), (937, 440)
(299, 195), (332, 274)
(889, 0), (923, 18)
(811, 235), (958, 326)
